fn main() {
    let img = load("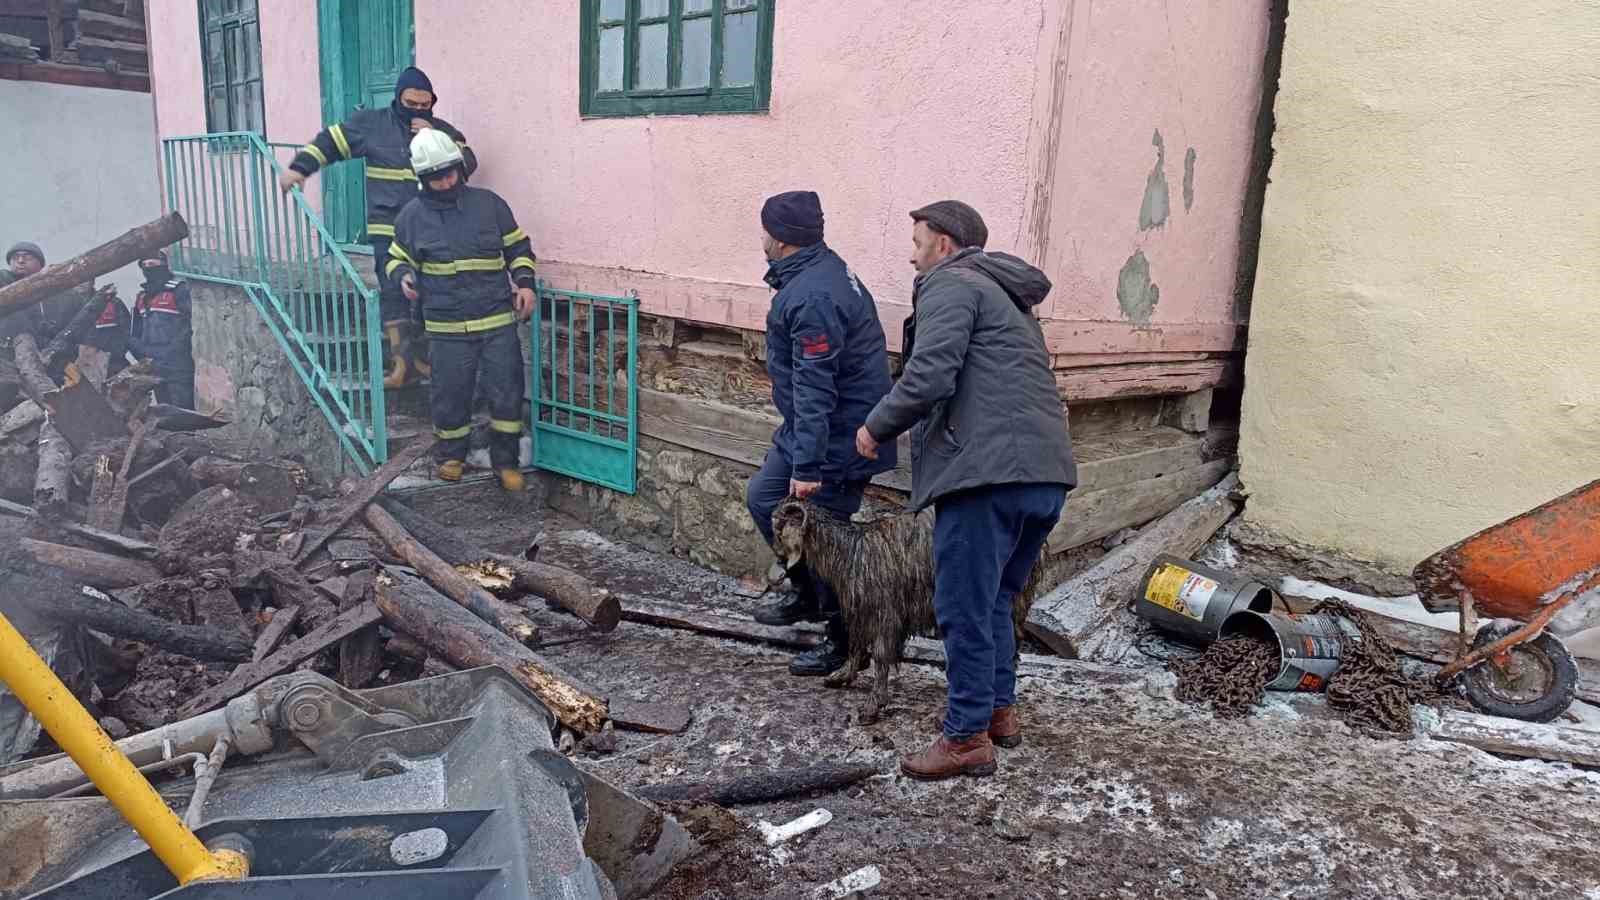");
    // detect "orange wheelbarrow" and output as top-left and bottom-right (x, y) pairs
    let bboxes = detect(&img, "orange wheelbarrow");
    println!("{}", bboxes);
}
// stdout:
(1412, 478), (1600, 722)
